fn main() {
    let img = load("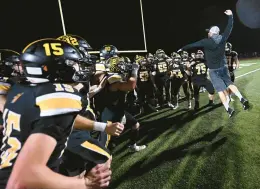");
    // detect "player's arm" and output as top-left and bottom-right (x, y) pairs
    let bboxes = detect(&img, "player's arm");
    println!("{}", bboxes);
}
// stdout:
(0, 95), (6, 113)
(74, 115), (124, 136)
(6, 133), (88, 189)
(88, 76), (108, 98)
(234, 55), (240, 68)
(109, 64), (139, 92)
